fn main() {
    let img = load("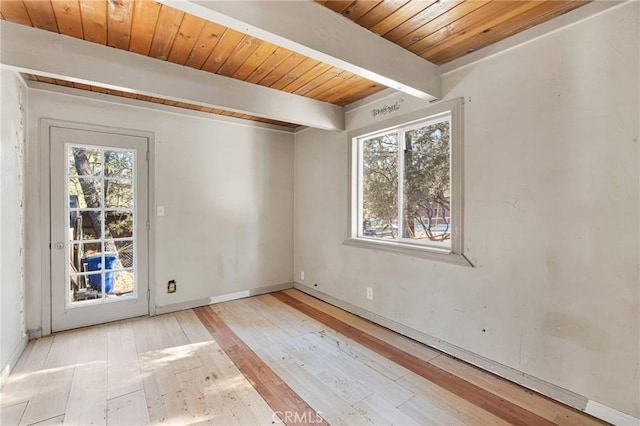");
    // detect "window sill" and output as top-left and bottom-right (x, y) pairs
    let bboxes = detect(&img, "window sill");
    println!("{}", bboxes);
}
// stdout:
(343, 237), (473, 267)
